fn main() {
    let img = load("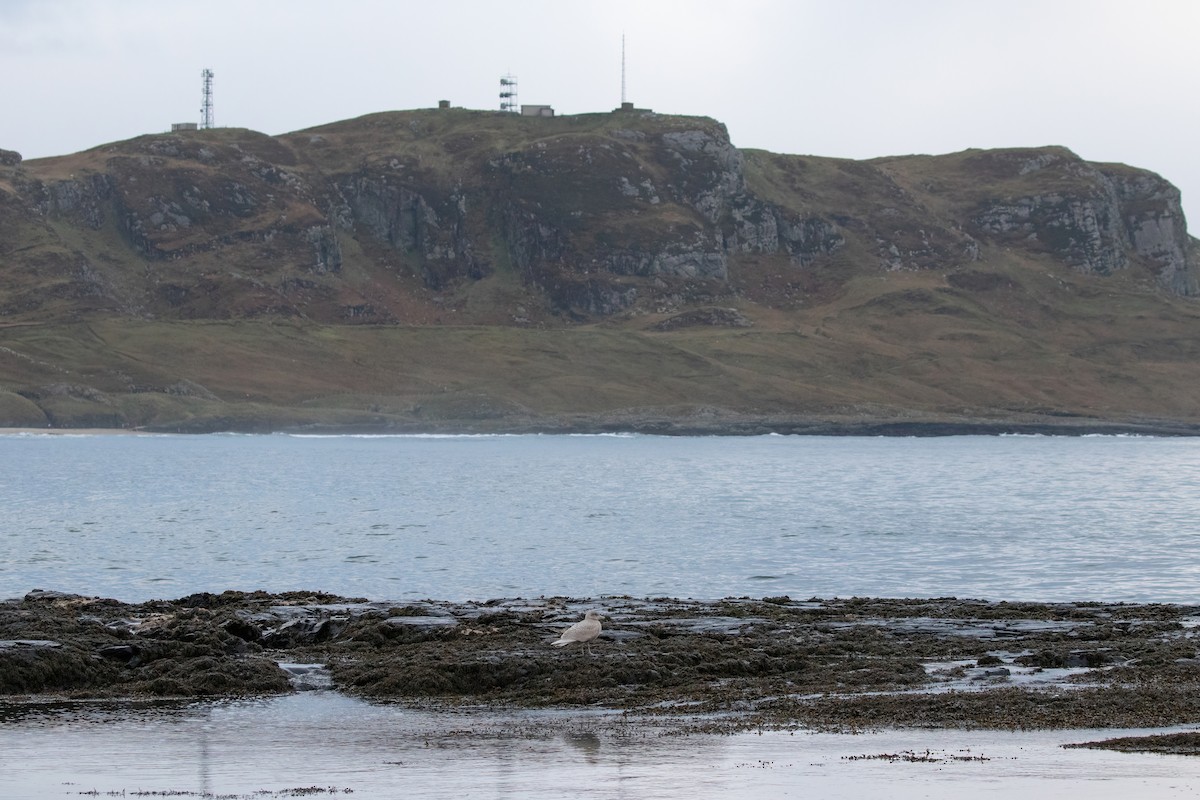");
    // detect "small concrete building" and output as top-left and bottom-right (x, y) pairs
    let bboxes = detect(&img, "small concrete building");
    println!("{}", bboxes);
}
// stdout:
(520, 105), (555, 117)
(171, 122), (198, 132)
